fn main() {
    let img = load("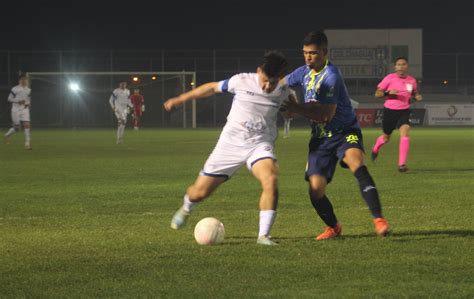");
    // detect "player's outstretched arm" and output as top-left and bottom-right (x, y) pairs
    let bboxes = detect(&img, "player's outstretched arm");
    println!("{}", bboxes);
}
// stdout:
(109, 95), (115, 110)
(164, 82), (220, 111)
(282, 95), (336, 123)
